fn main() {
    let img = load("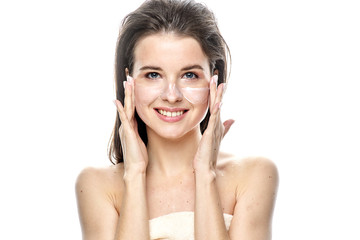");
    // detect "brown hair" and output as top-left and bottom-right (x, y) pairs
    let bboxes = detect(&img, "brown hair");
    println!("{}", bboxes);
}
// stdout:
(108, 0), (231, 164)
